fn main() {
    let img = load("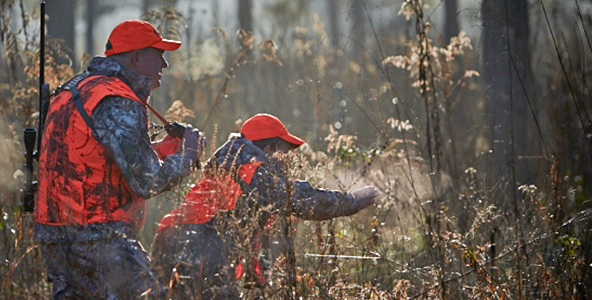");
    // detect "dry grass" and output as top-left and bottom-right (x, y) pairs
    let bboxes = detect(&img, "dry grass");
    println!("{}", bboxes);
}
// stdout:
(1, 1), (591, 299)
